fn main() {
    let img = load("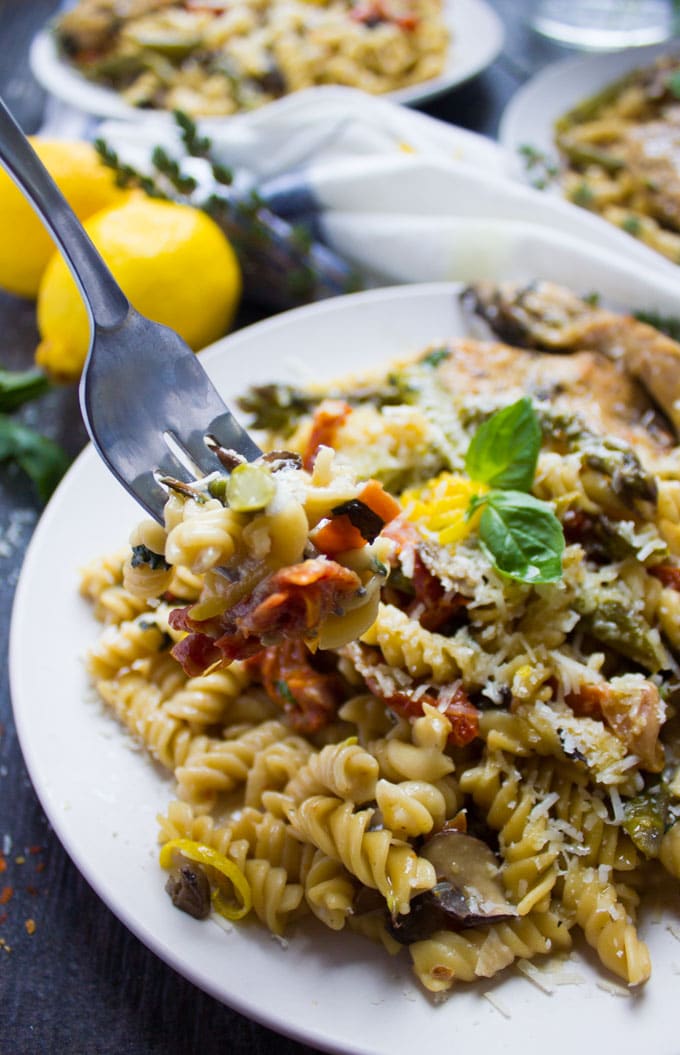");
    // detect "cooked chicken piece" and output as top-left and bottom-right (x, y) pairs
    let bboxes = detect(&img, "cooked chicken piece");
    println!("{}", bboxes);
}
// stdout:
(433, 336), (672, 457)
(461, 281), (680, 439)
